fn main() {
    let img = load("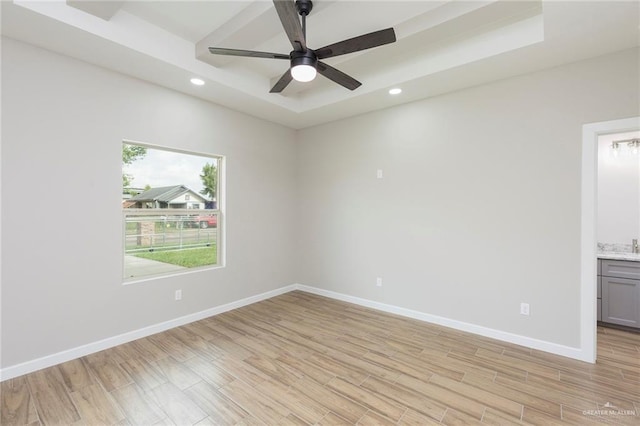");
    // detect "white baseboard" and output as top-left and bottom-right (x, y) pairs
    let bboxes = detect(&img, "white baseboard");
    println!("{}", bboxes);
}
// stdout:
(1, 282), (590, 381)
(295, 284), (590, 362)
(0, 284), (298, 381)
